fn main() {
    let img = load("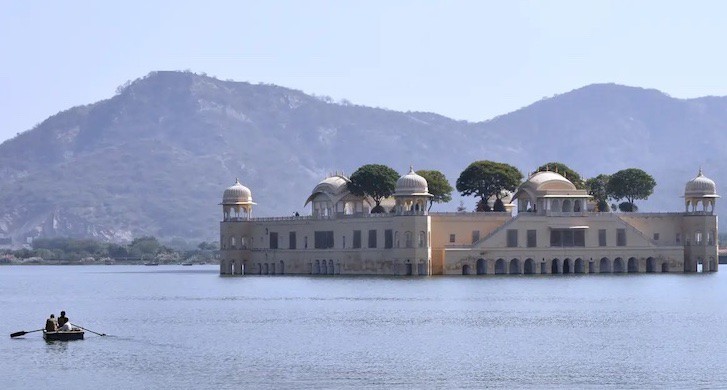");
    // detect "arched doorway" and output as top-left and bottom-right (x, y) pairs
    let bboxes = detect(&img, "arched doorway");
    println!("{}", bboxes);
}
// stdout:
(509, 258), (520, 274)
(563, 258), (571, 274)
(614, 258), (624, 273)
(495, 259), (506, 274)
(221, 259), (232, 275)
(646, 257), (656, 273)
(574, 258), (585, 273)
(462, 264), (471, 275)
(599, 258), (611, 273)
(661, 261), (669, 273)
(476, 258), (487, 275)
(279, 260), (285, 275)
(524, 258), (535, 274)
(551, 259), (560, 274)
(627, 257), (638, 273)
